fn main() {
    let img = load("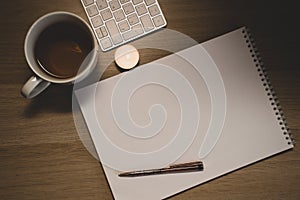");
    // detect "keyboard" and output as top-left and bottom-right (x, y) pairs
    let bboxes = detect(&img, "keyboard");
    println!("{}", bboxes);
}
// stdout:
(81, 0), (167, 51)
